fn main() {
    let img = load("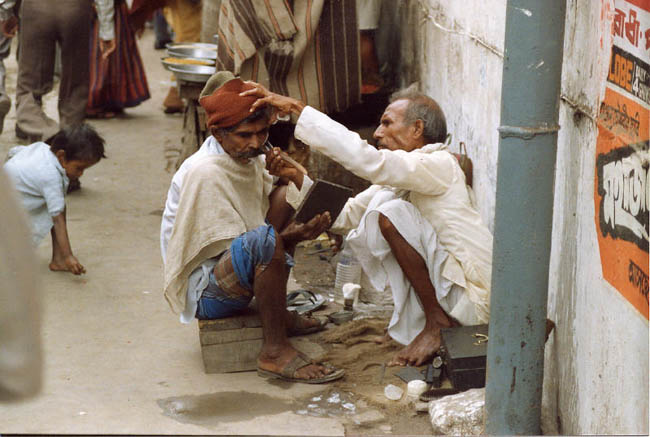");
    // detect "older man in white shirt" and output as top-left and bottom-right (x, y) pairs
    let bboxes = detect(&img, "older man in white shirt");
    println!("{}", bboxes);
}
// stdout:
(242, 84), (494, 367)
